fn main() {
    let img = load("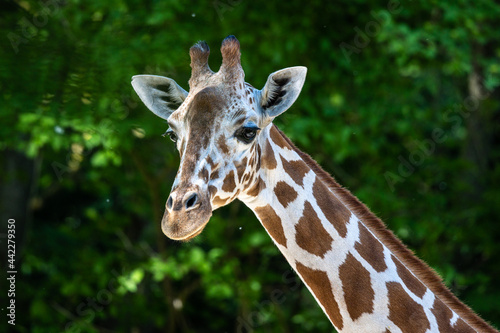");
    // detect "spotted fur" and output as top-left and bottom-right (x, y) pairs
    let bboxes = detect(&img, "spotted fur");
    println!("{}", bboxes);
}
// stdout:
(133, 36), (497, 333)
